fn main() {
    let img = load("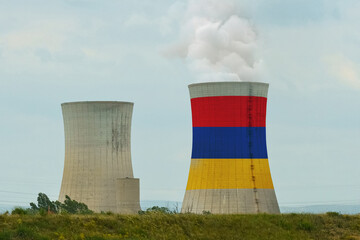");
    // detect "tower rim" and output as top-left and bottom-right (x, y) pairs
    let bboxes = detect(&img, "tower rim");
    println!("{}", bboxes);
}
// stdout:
(61, 101), (134, 106)
(188, 81), (269, 88)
